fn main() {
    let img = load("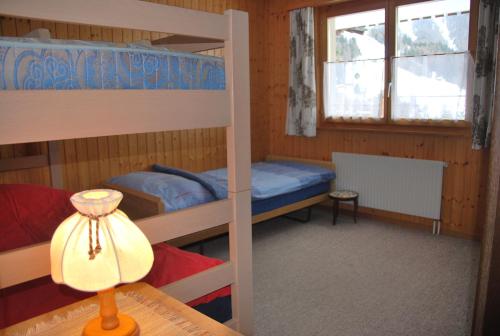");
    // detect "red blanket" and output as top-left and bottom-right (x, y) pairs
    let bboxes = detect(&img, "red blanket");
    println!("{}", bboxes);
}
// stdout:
(0, 184), (230, 328)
